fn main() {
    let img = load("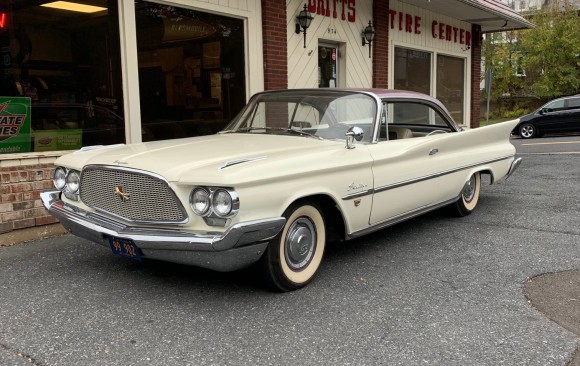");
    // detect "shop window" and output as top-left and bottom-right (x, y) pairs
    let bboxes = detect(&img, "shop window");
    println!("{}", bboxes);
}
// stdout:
(0, 0), (124, 154)
(436, 55), (465, 125)
(135, 2), (246, 142)
(394, 47), (431, 95)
